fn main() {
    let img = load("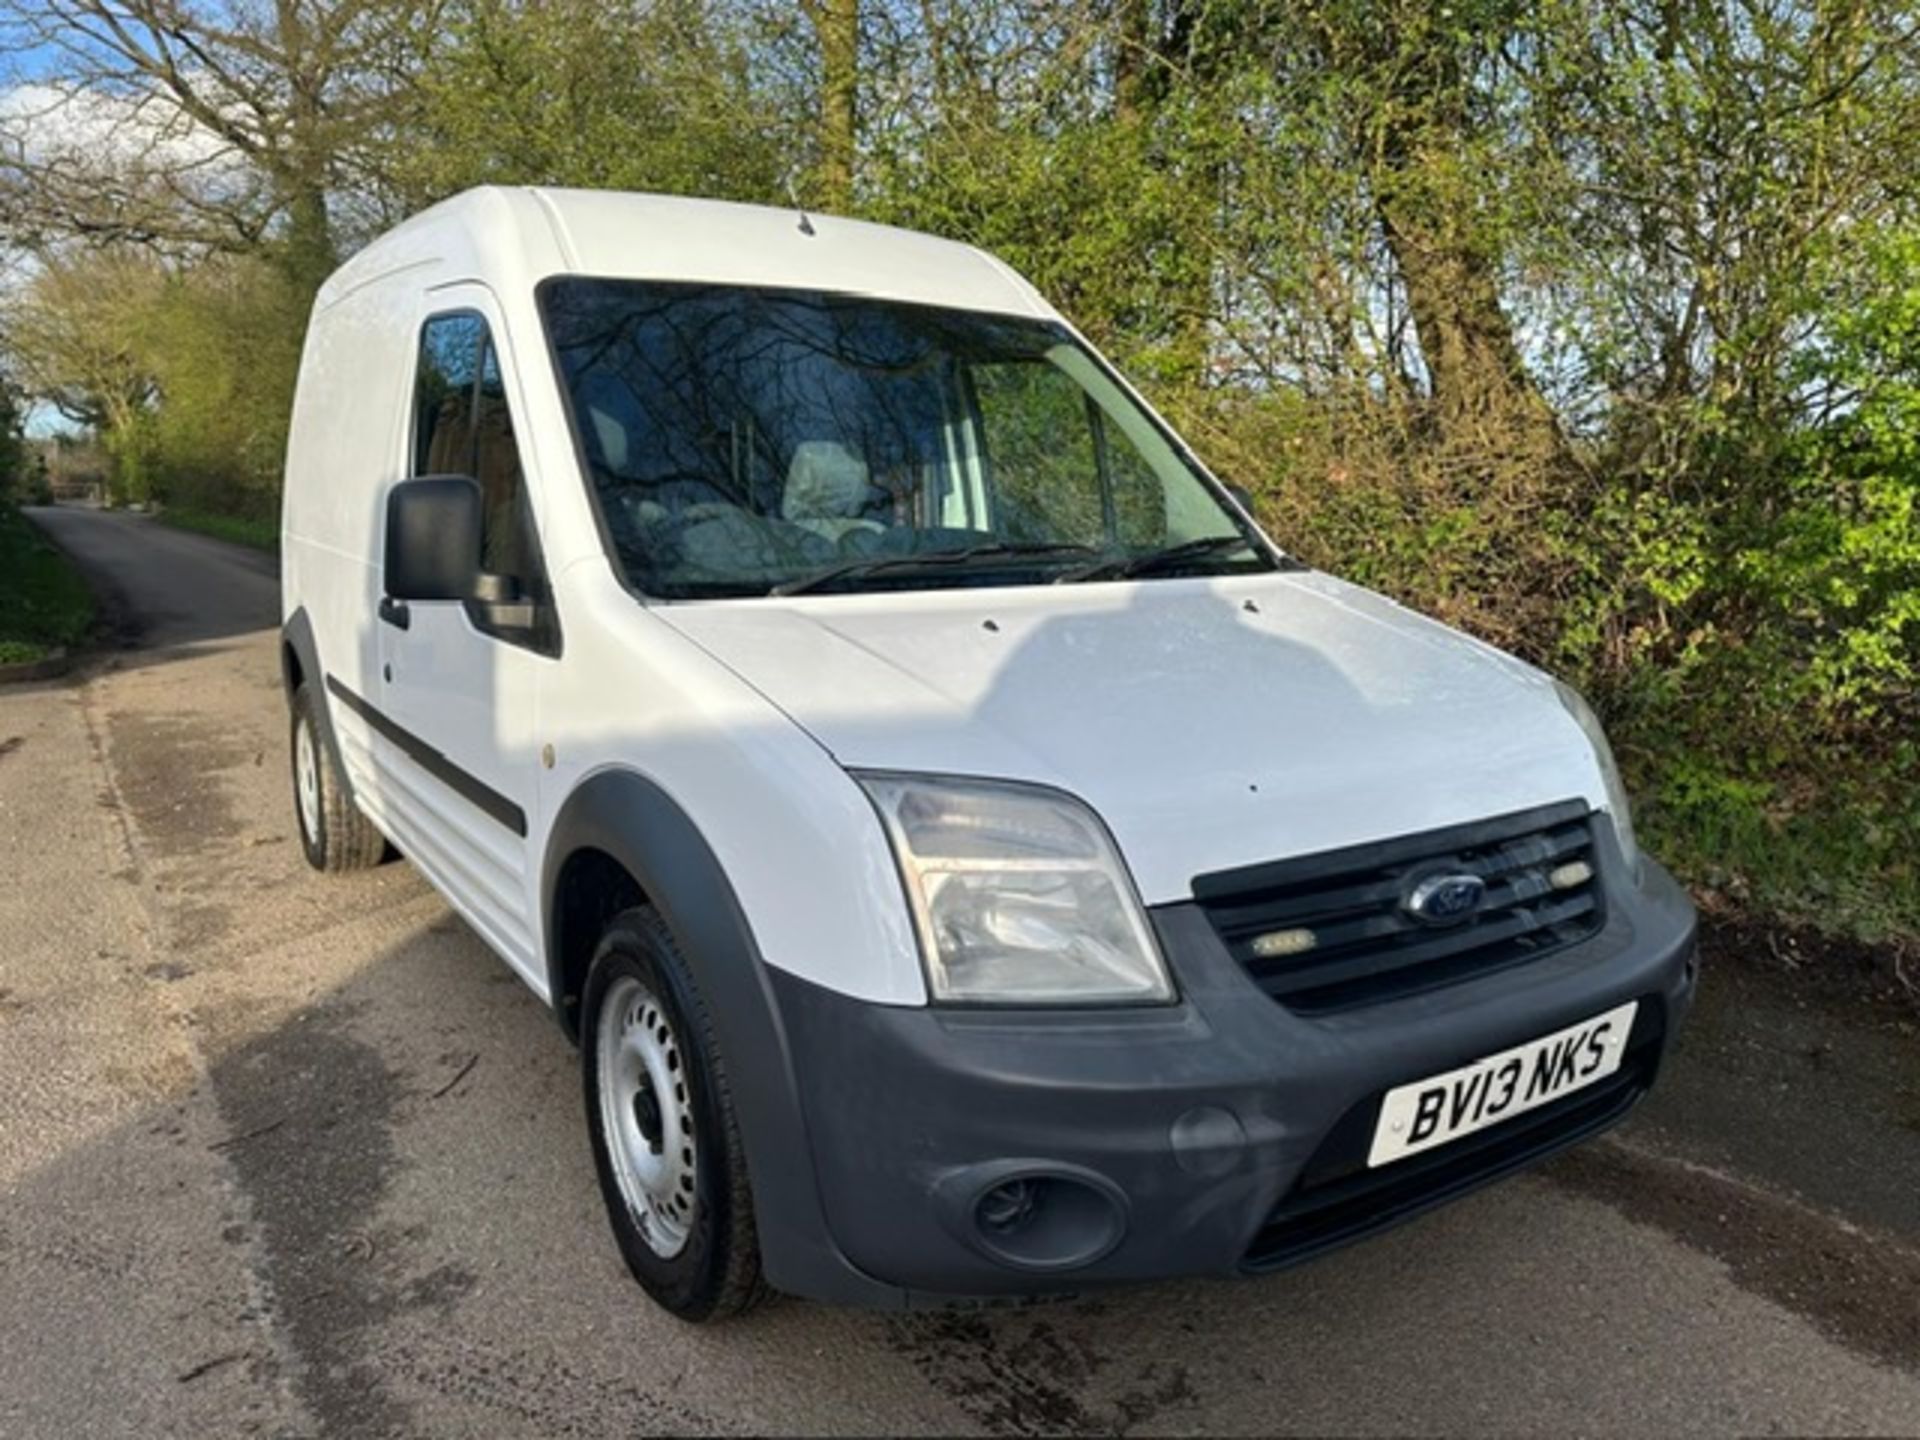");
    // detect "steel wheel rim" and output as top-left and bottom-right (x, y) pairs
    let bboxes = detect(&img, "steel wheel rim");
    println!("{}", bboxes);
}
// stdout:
(596, 974), (697, 1258)
(294, 715), (321, 843)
